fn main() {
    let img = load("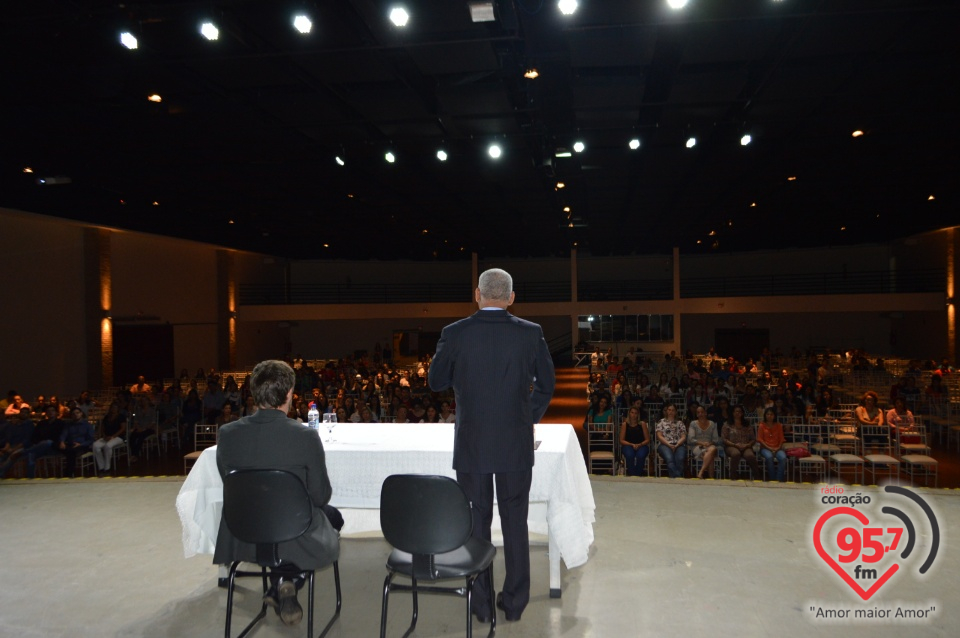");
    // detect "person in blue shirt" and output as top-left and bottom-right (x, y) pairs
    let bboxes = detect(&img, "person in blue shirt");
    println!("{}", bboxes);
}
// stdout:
(59, 407), (95, 477)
